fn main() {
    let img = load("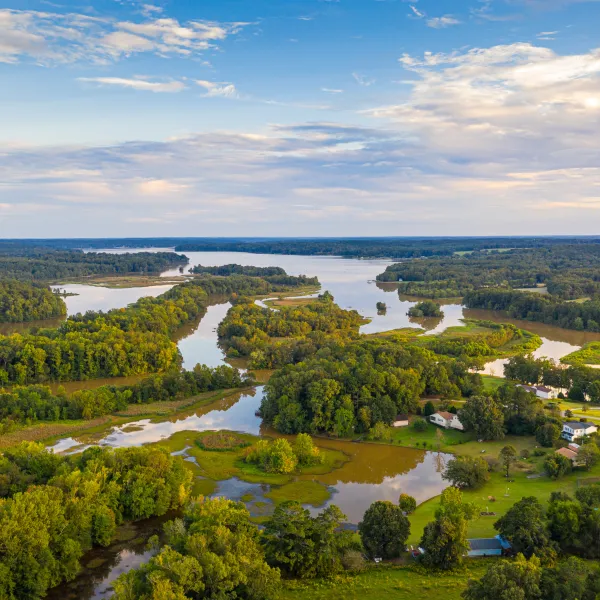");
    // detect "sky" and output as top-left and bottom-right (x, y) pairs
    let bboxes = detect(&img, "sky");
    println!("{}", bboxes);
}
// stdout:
(1, 0), (600, 238)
